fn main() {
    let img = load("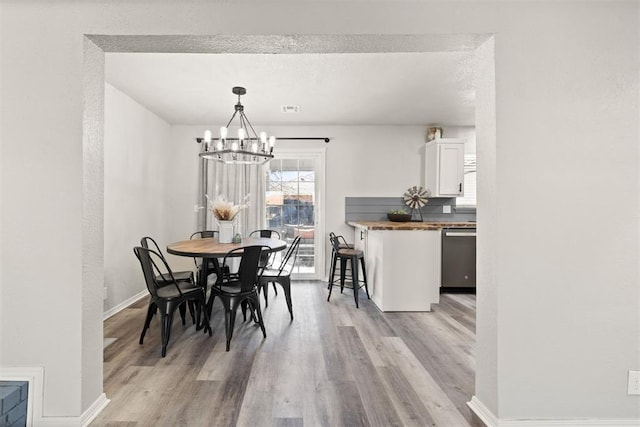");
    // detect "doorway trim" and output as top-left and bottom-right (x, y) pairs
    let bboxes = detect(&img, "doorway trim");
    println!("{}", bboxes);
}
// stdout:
(84, 32), (494, 420)
(270, 147), (327, 280)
